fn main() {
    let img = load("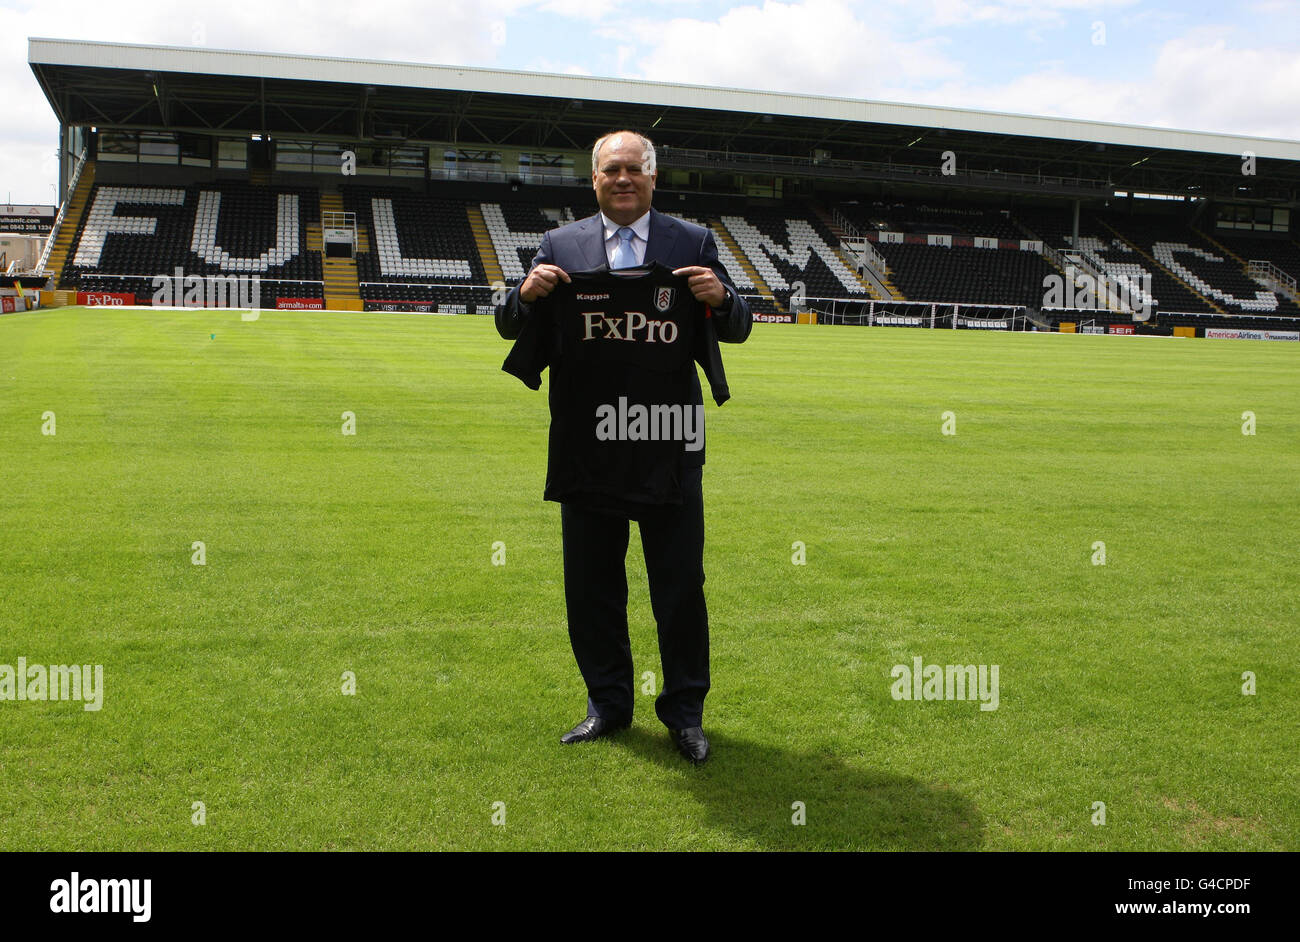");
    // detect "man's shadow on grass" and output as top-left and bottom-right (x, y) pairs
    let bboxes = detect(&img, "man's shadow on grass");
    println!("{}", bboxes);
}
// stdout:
(612, 726), (984, 851)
